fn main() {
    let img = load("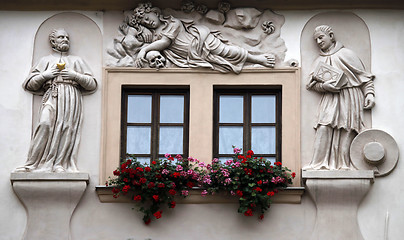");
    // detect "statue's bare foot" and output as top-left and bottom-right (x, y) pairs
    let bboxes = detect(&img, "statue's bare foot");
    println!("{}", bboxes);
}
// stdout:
(247, 53), (276, 68)
(54, 166), (66, 173)
(13, 167), (30, 173)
